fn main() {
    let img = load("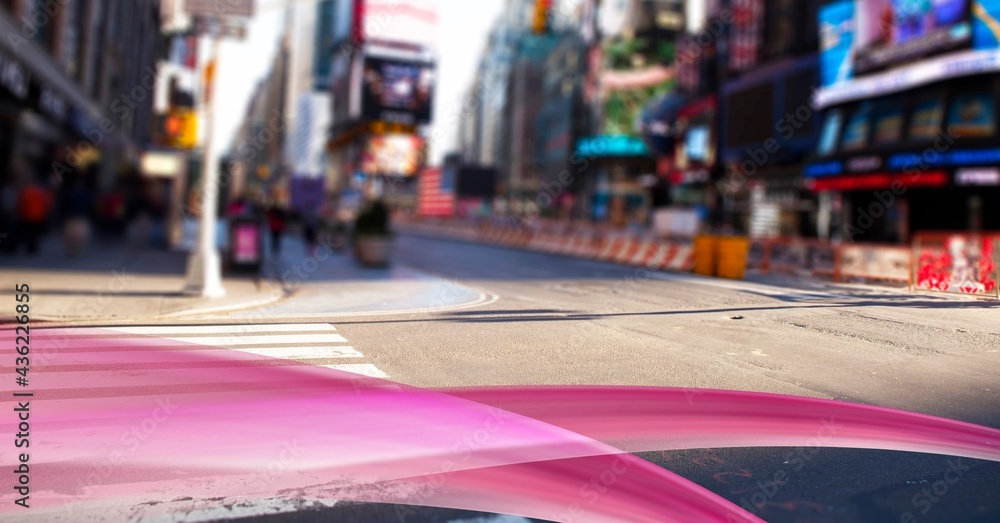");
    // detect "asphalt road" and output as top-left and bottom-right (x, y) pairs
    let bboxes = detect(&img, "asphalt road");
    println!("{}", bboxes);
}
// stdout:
(266, 233), (1000, 523)
(13, 233), (997, 523)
